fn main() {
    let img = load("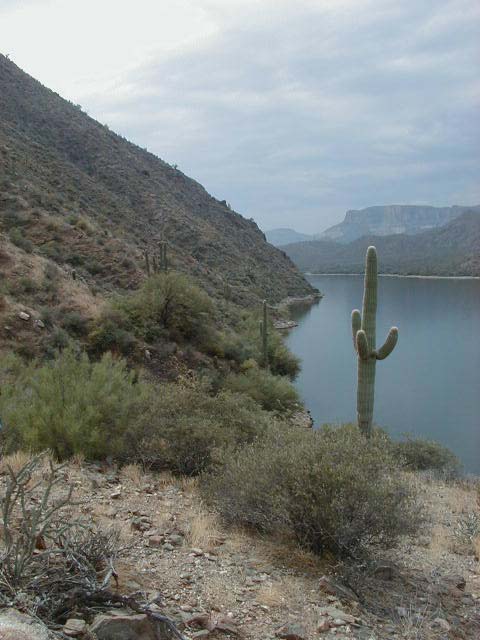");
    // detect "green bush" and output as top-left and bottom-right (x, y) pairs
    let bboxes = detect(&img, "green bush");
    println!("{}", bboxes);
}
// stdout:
(0, 350), (271, 474)
(0, 347), (146, 460)
(88, 308), (136, 356)
(117, 272), (217, 349)
(392, 437), (461, 478)
(221, 314), (300, 379)
(203, 424), (420, 557)
(131, 379), (272, 475)
(222, 367), (300, 412)
(61, 311), (89, 337)
(9, 228), (33, 253)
